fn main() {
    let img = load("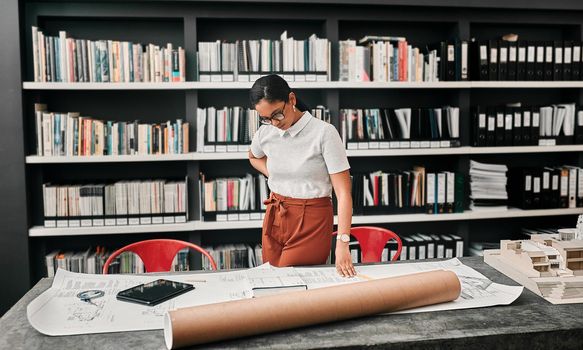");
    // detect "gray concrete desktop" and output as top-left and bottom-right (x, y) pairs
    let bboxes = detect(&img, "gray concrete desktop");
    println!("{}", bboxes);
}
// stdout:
(2, 257), (583, 350)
